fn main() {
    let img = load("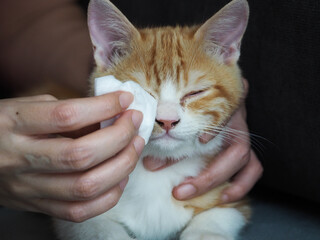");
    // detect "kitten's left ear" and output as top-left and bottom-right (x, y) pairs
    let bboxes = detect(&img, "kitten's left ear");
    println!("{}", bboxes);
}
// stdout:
(195, 0), (249, 64)
(88, 0), (139, 70)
